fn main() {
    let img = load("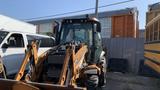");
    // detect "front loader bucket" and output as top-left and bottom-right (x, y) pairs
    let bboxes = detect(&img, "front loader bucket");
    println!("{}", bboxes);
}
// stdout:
(0, 79), (86, 90)
(0, 79), (39, 90)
